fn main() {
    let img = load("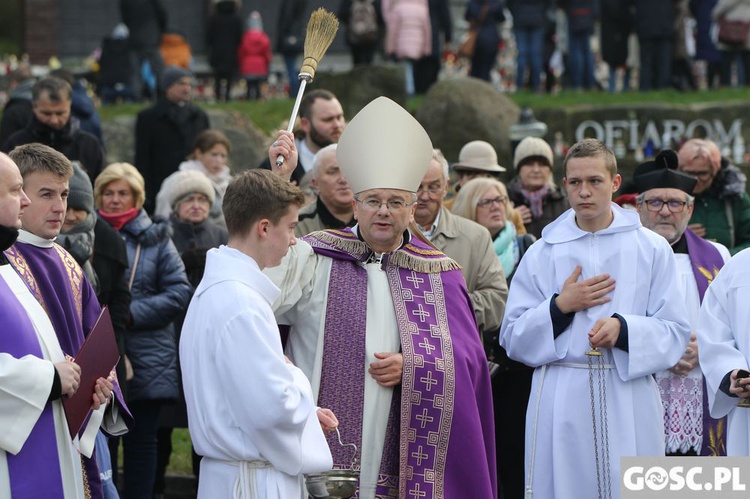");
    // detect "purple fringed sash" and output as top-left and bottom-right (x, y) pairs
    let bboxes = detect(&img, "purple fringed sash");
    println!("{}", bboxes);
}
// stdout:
(305, 229), (458, 499)
(684, 229), (727, 456)
(0, 275), (65, 498)
(386, 263), (454, 499)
